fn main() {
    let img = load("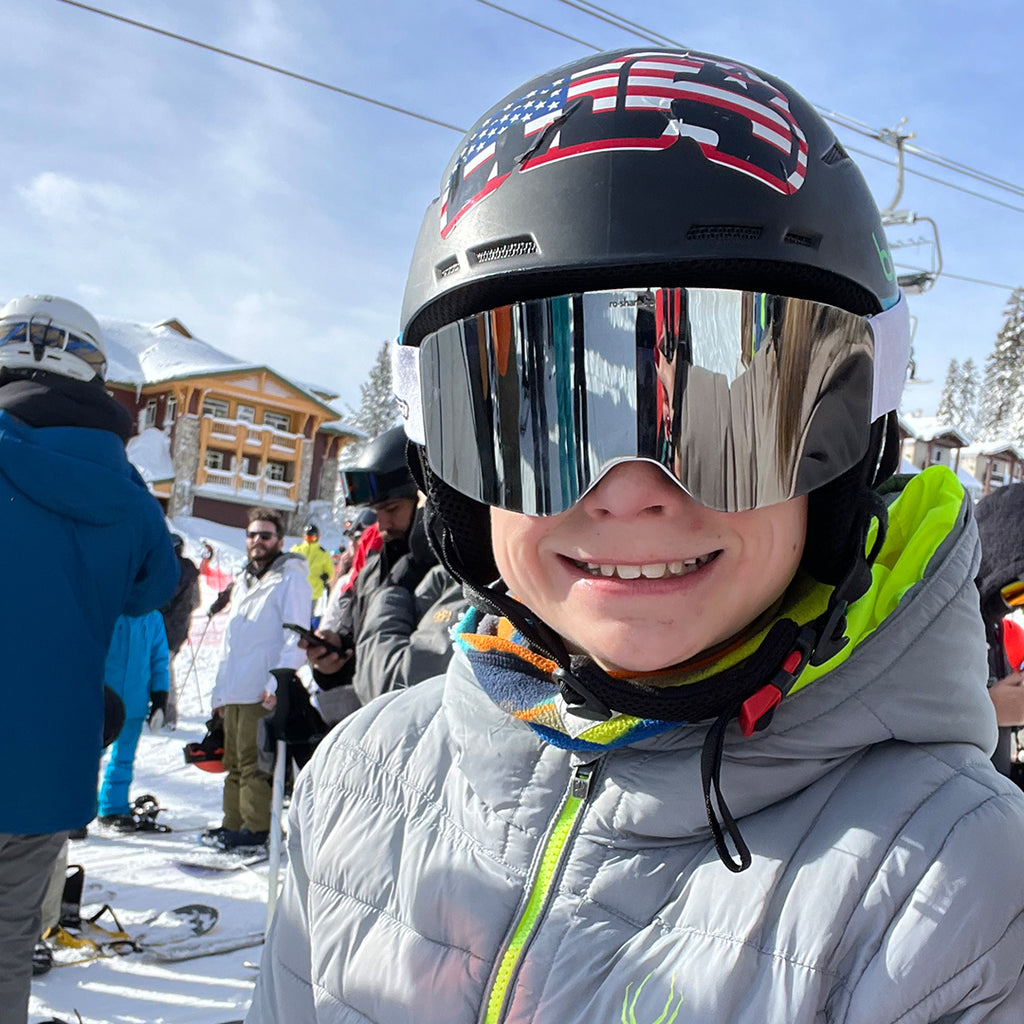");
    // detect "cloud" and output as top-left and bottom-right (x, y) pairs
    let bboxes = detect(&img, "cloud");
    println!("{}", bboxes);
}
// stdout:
(17, 172), (134, 224)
